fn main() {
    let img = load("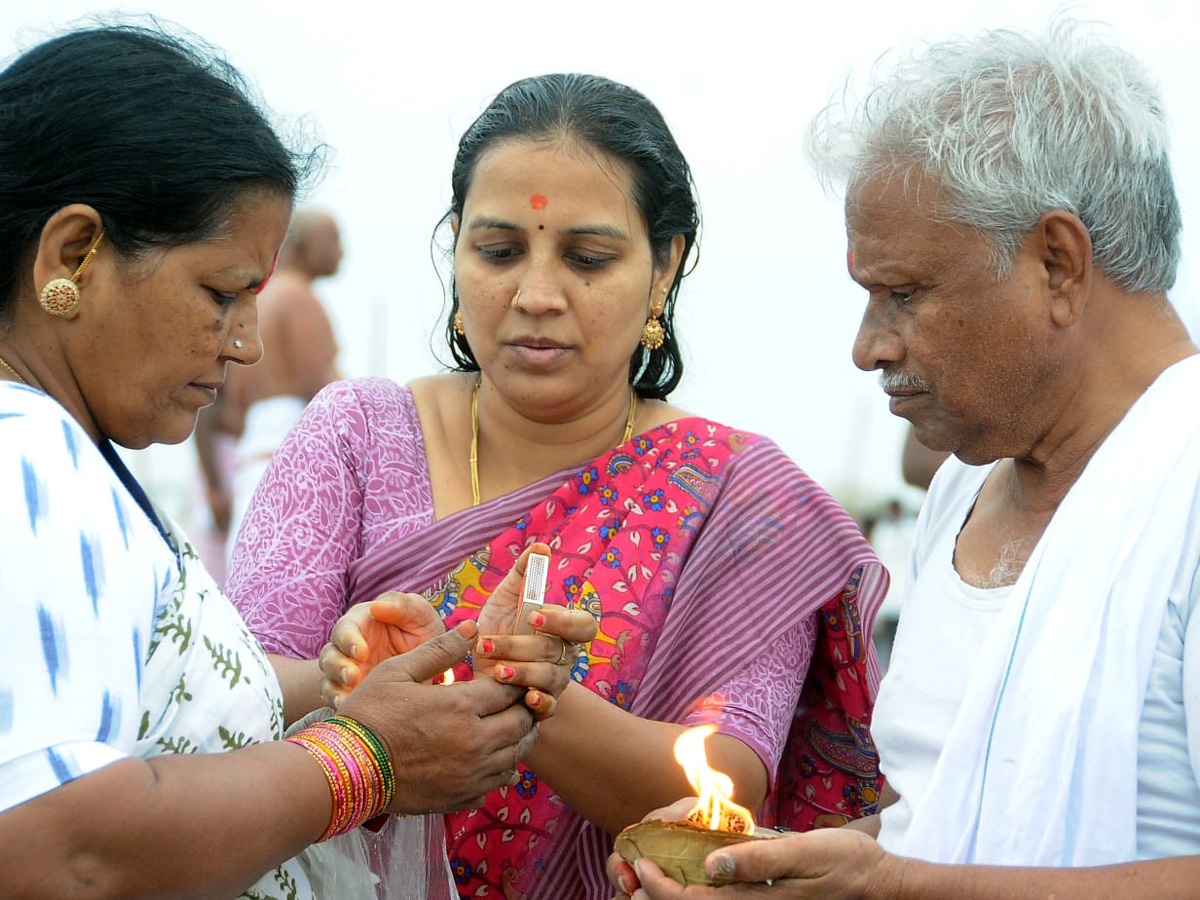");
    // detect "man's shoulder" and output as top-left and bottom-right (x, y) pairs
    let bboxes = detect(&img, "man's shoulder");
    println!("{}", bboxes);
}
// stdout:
(258, 272), (326, 314)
